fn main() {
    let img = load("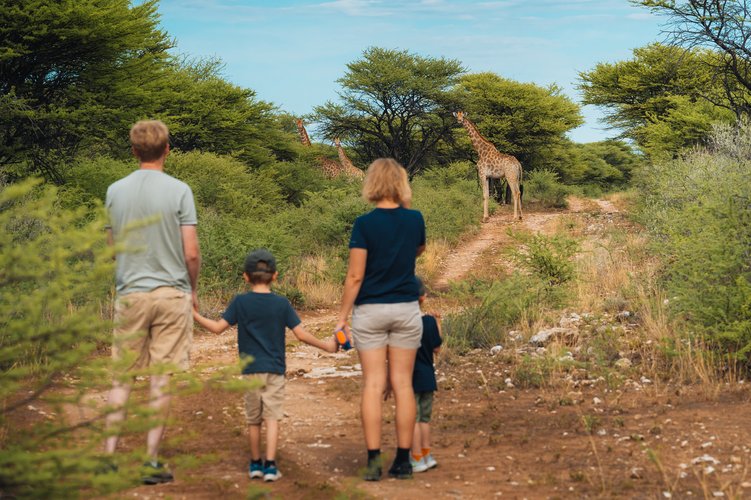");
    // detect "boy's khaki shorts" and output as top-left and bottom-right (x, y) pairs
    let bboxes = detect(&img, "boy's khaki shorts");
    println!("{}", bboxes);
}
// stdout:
(351, 301), (422, 350)
(244, 373), (285, 424)
(112, 287), (193, 371)
(415, 391), (434, 423)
